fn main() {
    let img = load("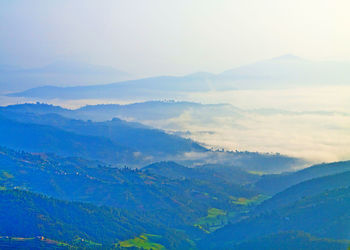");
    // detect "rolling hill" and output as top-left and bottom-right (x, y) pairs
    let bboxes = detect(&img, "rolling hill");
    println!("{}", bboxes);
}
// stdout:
(0, 189), (191, 249)
(256, 170), (350, 212)
(254, 160), (350, 195)
(0, 115), (138, 165)
(200, 168), (350, 249)
(0, 109), (207, 165)
(142, 161), (259, 185)
(0, 146), (257, 228)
